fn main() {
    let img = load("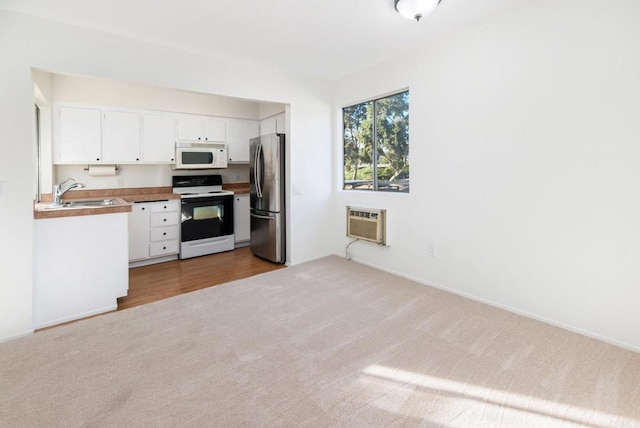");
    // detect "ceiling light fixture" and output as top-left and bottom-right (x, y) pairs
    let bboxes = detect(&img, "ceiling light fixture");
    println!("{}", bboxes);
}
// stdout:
(394, 0), (442, 22)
